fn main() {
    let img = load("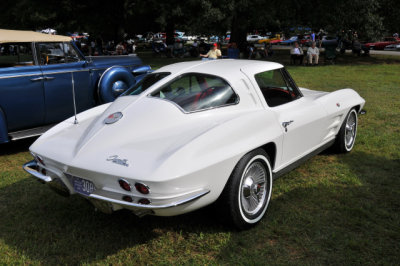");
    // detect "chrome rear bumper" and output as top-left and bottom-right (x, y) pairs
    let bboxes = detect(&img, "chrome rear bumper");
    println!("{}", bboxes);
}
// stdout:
(23, 160), (210, 213)
(23, 160), (52, 183)
(88, 189), (210, 210)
